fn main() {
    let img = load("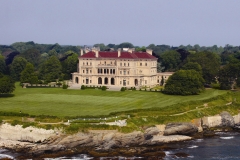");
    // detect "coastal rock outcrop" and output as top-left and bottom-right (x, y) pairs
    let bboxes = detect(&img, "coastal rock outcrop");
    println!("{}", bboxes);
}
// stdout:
(144, 127), (160, 140)
(220, 111), (235, 127)
(164, 123), (198, 136)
